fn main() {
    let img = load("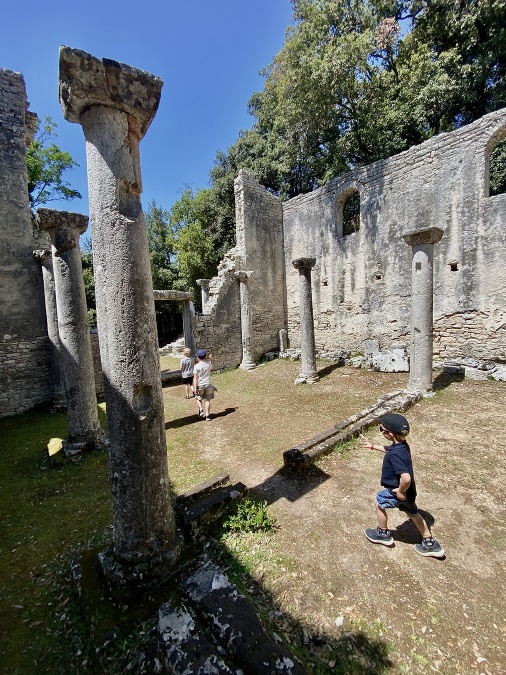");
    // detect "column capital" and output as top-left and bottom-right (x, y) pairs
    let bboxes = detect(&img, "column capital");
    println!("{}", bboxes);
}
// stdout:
(59, 46), (162, 139)
(292, 257), (316, 270)
(36, 208), (88, 236)
(196, 278), (210, 288)
(402, 227), (444, 247)
(234, 270), (253, 282)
